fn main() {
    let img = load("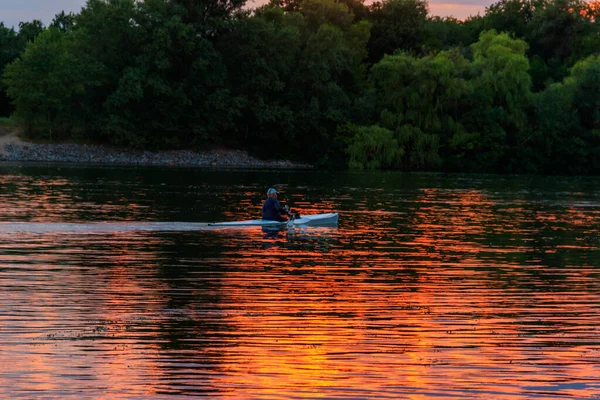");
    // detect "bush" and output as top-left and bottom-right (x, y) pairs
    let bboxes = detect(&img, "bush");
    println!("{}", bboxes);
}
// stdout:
(346, 124), (403, 169)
